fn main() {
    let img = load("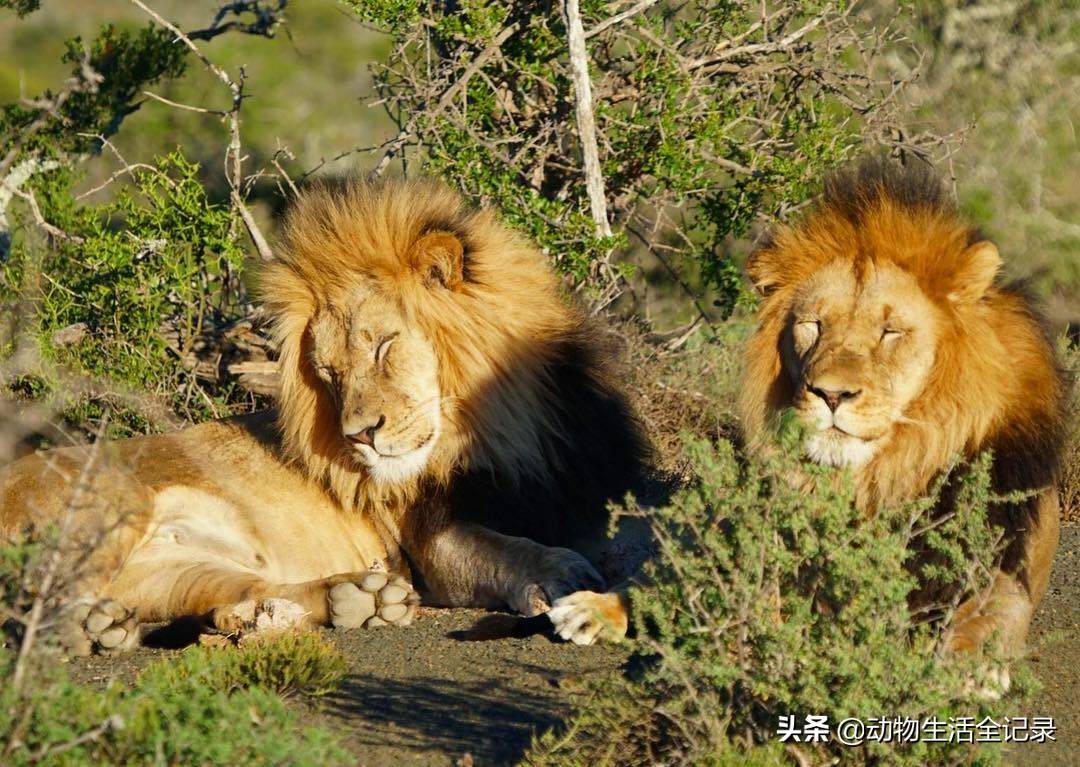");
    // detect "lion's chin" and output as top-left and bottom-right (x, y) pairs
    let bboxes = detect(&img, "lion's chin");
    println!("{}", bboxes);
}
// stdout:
(356, 438), (438, 486)
(804, 429), (877, 469)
